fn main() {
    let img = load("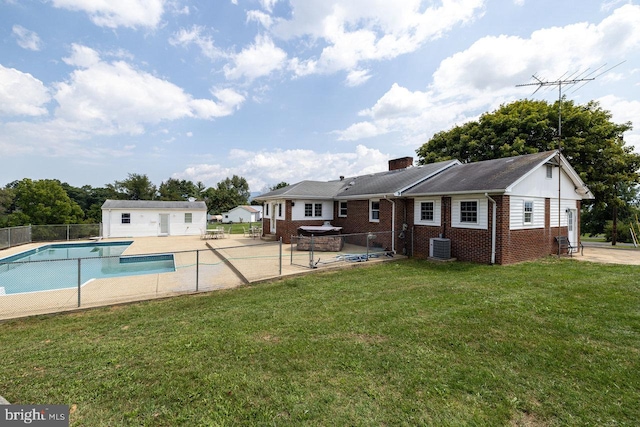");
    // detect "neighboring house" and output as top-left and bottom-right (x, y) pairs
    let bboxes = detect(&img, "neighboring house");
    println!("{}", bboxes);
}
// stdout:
(221, 205), (262, 223)
(254, 151), (594, 265)
(102, 200), (207, 238)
